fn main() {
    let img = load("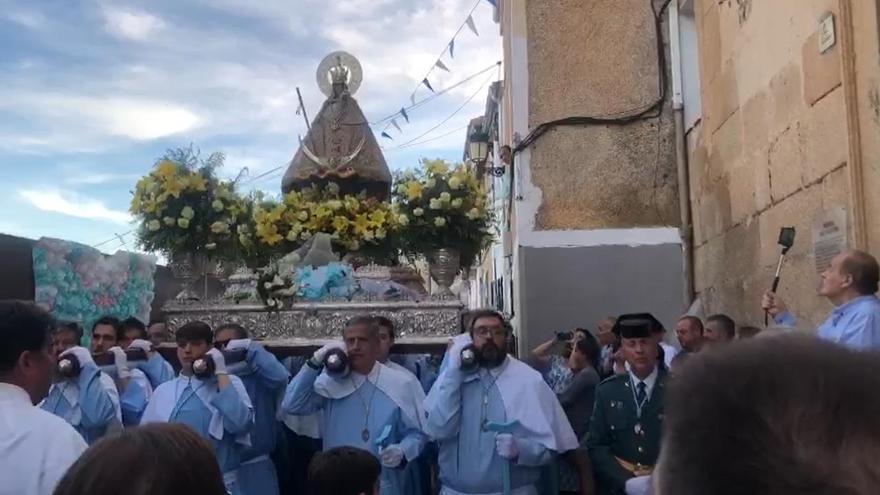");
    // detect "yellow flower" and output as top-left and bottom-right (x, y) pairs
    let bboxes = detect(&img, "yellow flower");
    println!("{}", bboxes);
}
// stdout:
(405, 182), (424, 201)
(426, 160), (449, 175)
(466, 208), (481, 220)
(434, 217), (447, 227)
(289, 222), (304, 235)
(413, 208), (424, 217)
(327, 200), (343, 211)
(363, 230), (375, 241)
(210, 221), (230, 234)
(448, 176), (463, 190)
(147, 220), (161, 232)
(212, 200), (224, 212)
(451, 198), (463, 208)
(344, 196), (360, 212)
(286, 230), (299, 241)
(163, 179), (184, 199)
(332, 216), (349, 233)
(369, 210), (387, 227)
(352, 214), (371, 236)
(163, 216), (176, 226)
(177, 218), (190, 229)
(188, 174), (207, 192)
(155, 160), (177, 179)
(181, 206), (195, 220)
